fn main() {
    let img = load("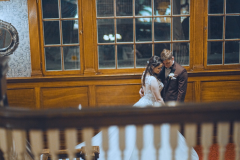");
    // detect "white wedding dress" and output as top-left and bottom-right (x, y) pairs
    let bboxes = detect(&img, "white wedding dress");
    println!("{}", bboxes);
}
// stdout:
(76, 74), (199, 160)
